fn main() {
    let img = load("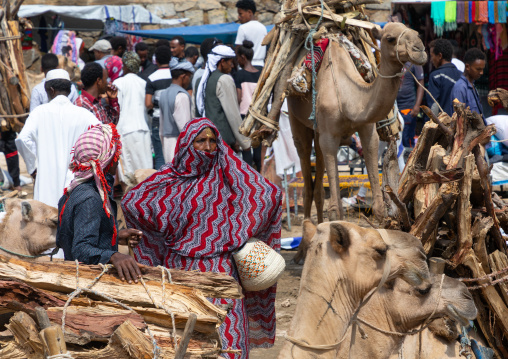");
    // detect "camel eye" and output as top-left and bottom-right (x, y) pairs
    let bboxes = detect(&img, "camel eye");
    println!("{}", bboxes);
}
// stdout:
(386, 36), (396, 43)
(375, 247), (387, 256)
